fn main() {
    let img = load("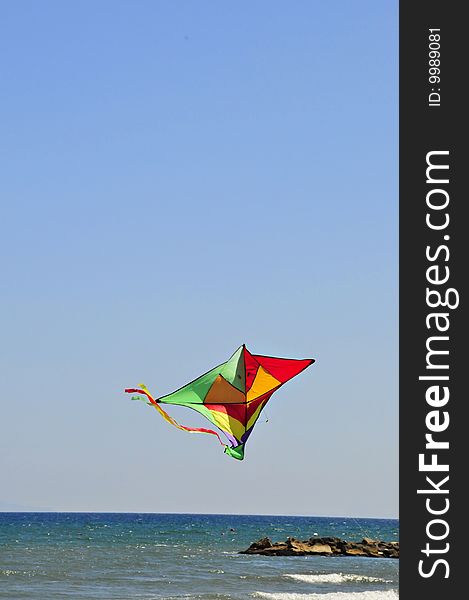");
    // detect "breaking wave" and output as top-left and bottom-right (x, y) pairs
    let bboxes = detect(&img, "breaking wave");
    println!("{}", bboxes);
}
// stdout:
(284, 573), (392, 584)
(252, 591), (398, 600)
